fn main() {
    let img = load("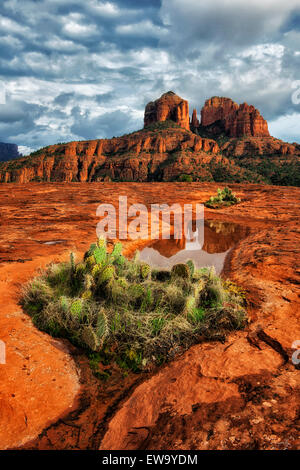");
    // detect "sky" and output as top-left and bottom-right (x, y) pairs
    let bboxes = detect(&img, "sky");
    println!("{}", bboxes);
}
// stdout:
(0, 0), (299, 155)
